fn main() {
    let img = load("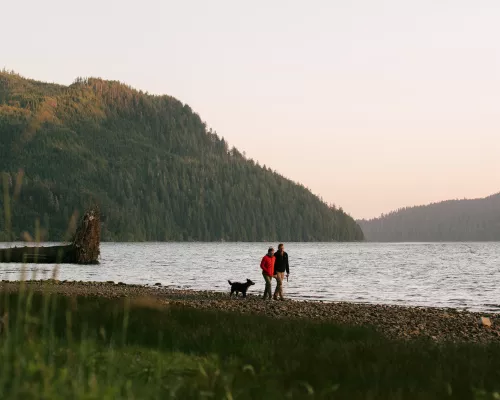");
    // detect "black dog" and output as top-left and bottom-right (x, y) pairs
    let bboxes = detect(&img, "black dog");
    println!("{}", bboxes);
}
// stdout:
(228, 279), (255, 298)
